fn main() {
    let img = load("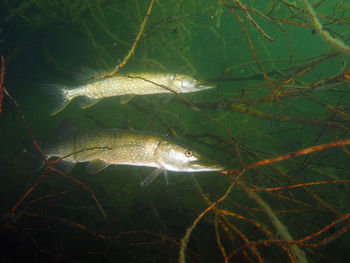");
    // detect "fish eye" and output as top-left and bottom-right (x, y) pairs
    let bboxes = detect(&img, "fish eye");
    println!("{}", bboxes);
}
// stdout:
(185, 149), (193, 157)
